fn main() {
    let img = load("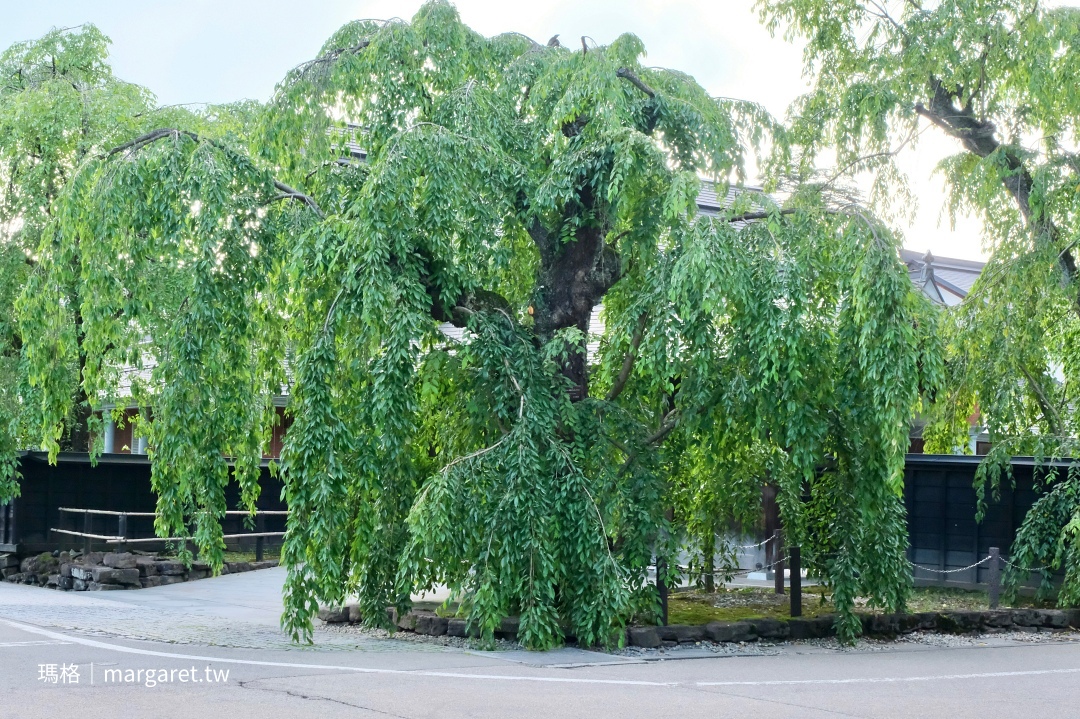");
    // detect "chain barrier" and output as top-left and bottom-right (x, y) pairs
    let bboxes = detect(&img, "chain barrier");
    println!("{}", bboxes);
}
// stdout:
(1002, 558), (1054, 573)
(730, 536), (775, 551)
(908, 555), (992, 574)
